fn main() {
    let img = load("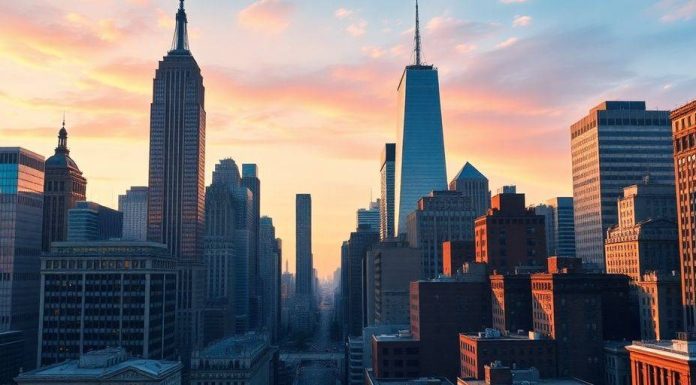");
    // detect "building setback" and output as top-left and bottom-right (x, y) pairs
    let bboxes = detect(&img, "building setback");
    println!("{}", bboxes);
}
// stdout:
(146, 1), (206, 358)
(118, 186), (148, 241)
(0, 147), (45, 371)
(380, 143), (396, 240)
(38, 241), (176, 366)
(671, 99), (696, 331)
(570, 101), (673, 270)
